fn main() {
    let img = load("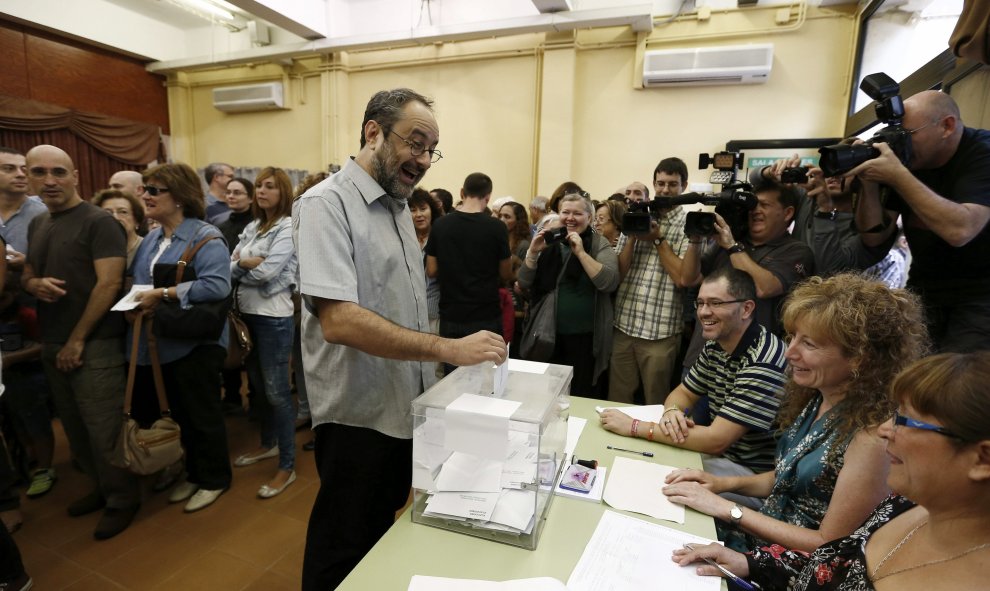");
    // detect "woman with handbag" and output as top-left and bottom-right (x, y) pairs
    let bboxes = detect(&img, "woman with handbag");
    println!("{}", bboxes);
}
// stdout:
(130, 162), (233, 513)
(229, 167), (299, 499)
(518, 192), (619, 398)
